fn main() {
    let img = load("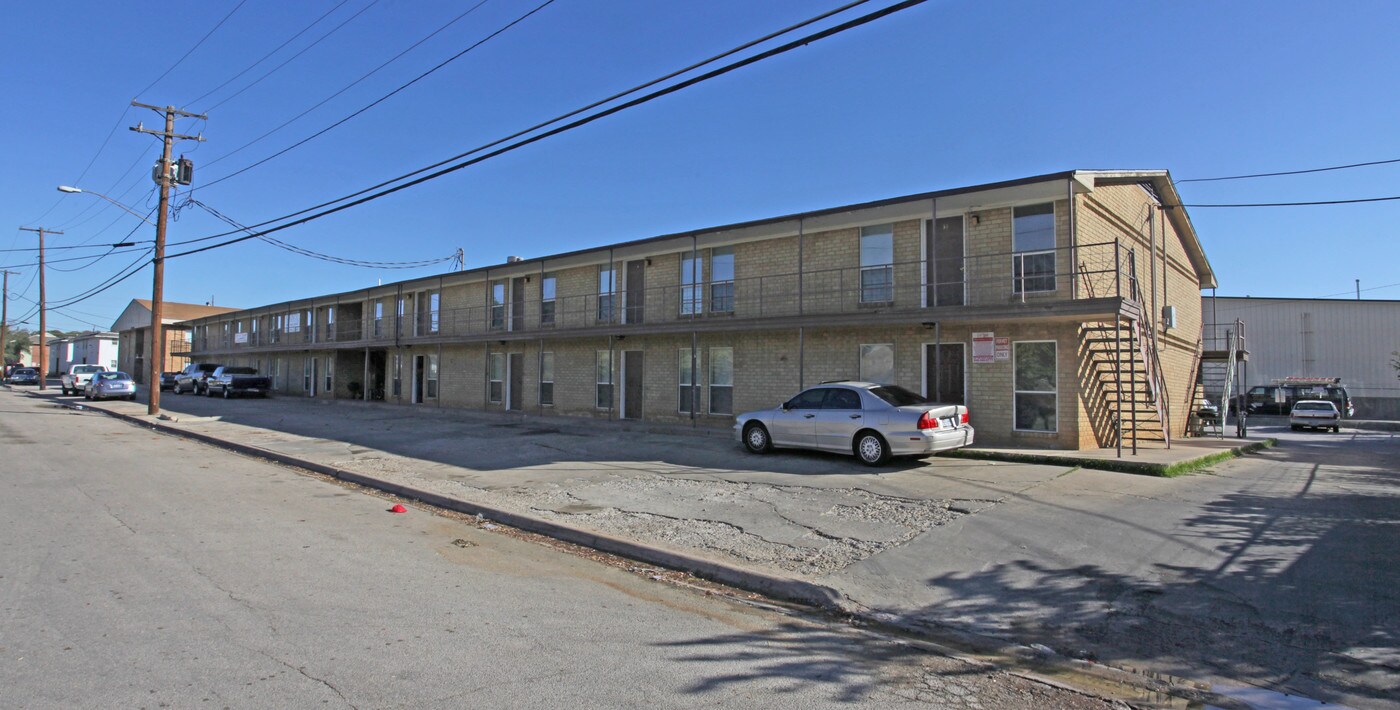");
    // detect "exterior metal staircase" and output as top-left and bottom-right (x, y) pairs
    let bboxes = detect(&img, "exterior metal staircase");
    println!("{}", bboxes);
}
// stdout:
(1080, 249), (1170, 456)
(1196, 319), (1246, 438)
